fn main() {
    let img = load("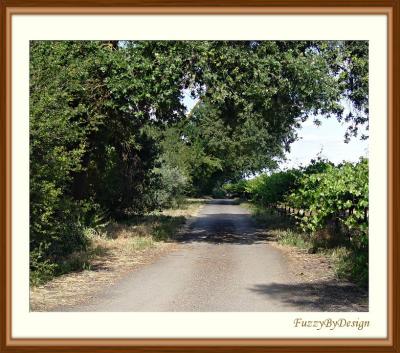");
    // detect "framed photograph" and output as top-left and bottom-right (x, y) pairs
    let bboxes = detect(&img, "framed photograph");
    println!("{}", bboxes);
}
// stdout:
(1, 0), (398, 352)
